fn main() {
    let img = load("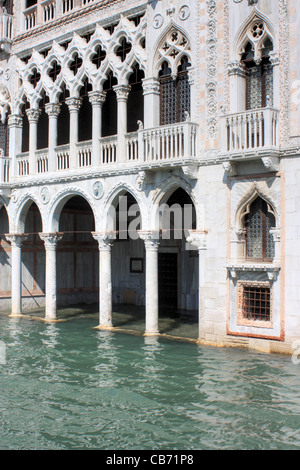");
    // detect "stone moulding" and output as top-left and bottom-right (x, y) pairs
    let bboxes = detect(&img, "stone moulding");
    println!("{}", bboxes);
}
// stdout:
(225, 263), (281, 281)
